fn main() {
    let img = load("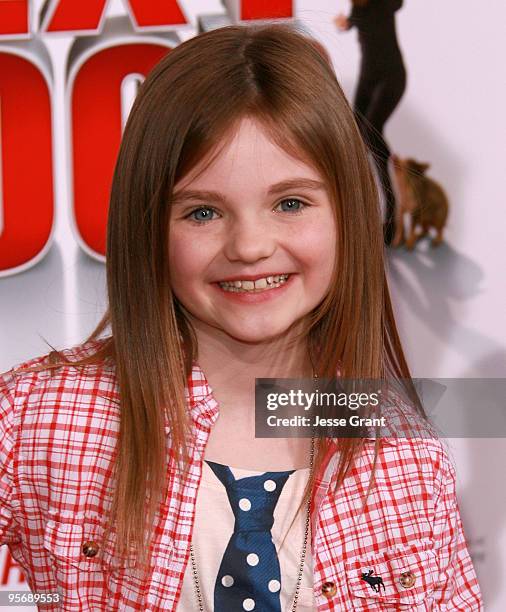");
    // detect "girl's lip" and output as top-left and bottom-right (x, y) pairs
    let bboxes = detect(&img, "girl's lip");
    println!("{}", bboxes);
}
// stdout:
(212, 274), (296, 303)
(215, 272), (292, 282)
